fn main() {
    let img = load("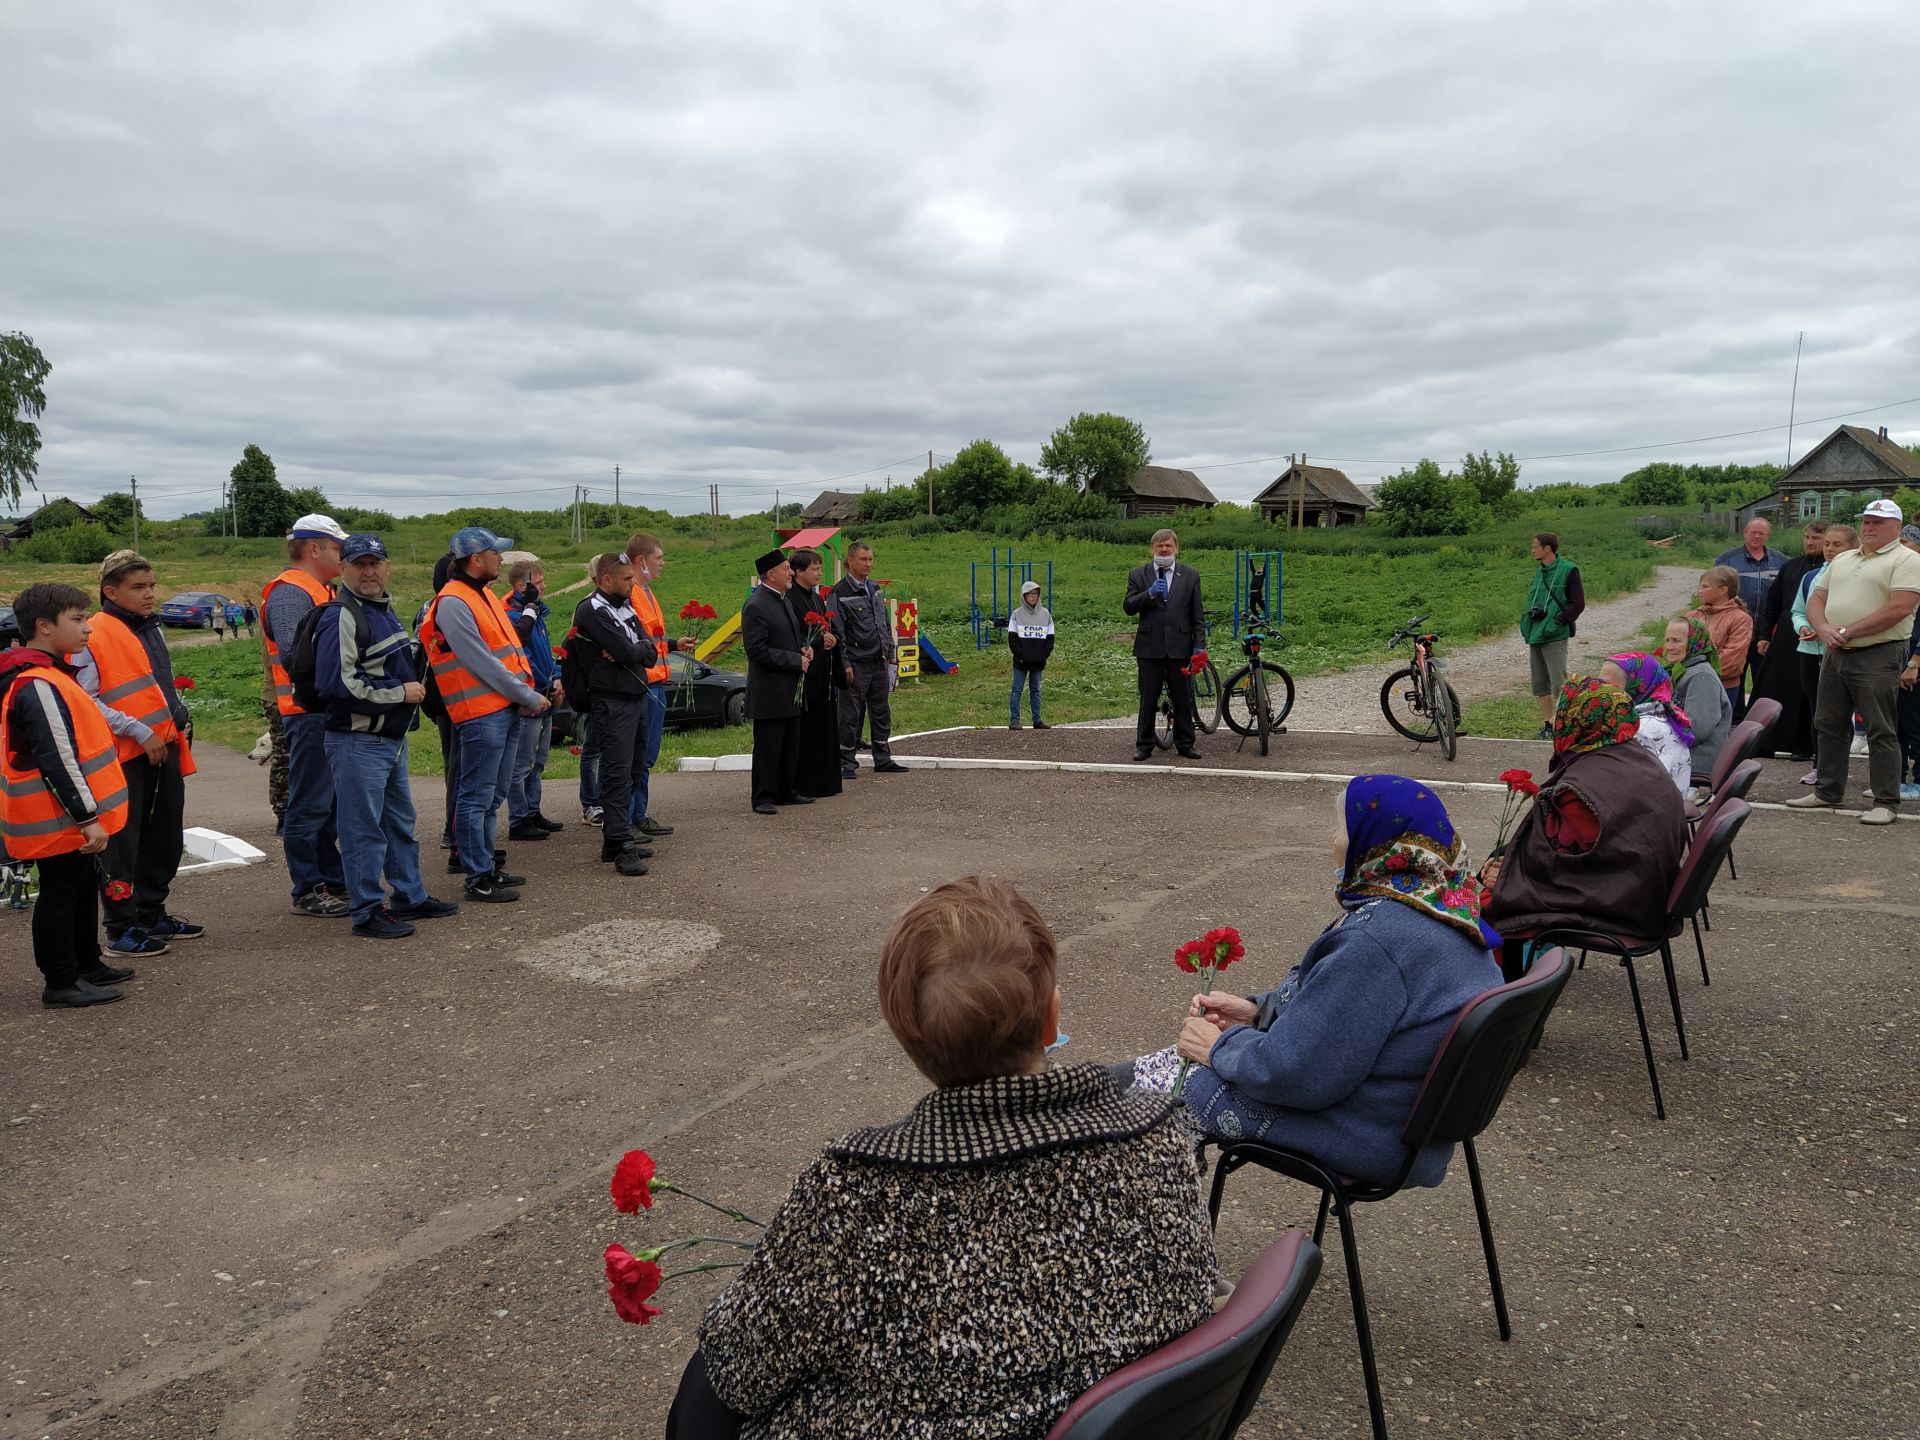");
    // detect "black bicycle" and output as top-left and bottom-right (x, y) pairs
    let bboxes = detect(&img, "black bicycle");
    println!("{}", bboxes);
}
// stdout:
(1221, 629), (1295, 756)
(1379, 613), (1461, 761)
